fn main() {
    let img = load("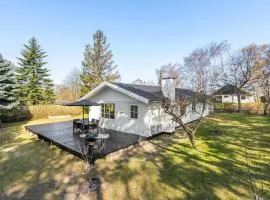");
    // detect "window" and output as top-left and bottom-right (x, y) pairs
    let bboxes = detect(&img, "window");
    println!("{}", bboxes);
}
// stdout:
(192, 102), (196, 111)
(241, 95), (246, 100)
(130, 105), (138, 119)
(224, 95), (229, 98)
(101, 103), (115, 119)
